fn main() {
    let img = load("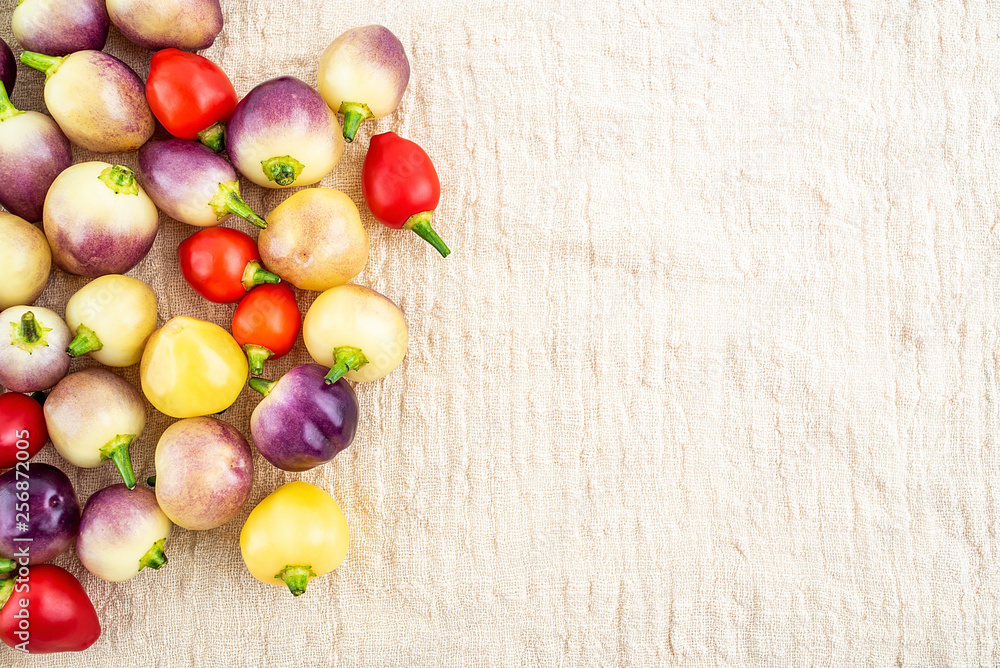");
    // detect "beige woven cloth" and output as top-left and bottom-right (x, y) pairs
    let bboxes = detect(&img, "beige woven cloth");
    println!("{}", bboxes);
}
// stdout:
(3, 0), (1000, 665)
